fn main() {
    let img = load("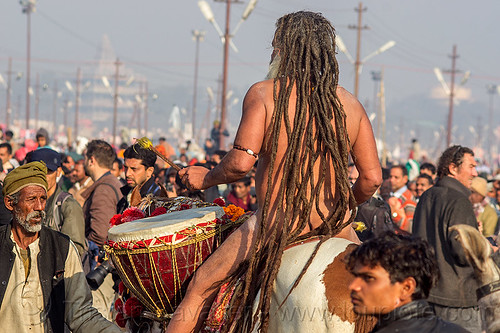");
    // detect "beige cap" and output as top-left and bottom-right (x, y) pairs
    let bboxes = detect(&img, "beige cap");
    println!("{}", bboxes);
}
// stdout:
(471, 177), (487, 197)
